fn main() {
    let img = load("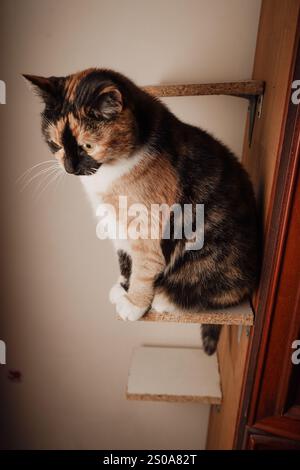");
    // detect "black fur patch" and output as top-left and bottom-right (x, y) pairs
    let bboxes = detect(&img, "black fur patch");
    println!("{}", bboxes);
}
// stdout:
(117, 250), (132, 291)
(61, 122), (100, 175)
